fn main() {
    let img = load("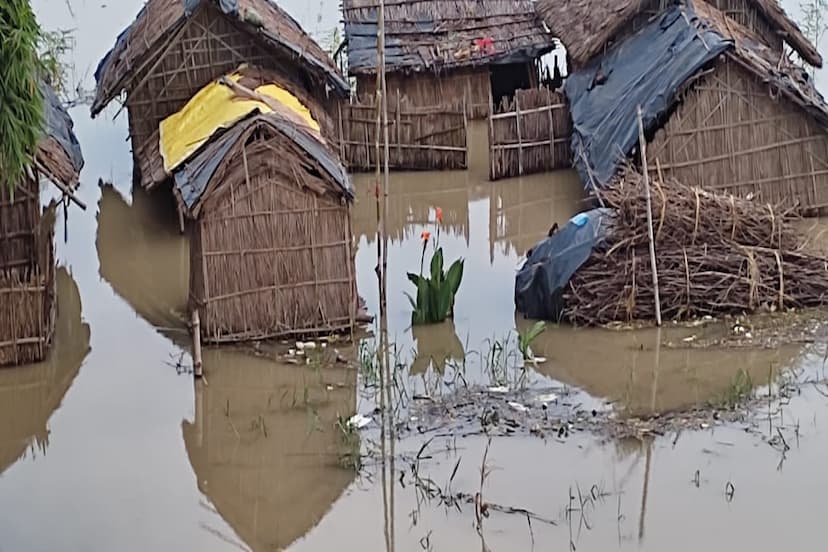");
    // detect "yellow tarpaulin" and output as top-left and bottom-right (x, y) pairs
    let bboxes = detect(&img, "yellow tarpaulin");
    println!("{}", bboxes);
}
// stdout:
(159, 73), (320, 172)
